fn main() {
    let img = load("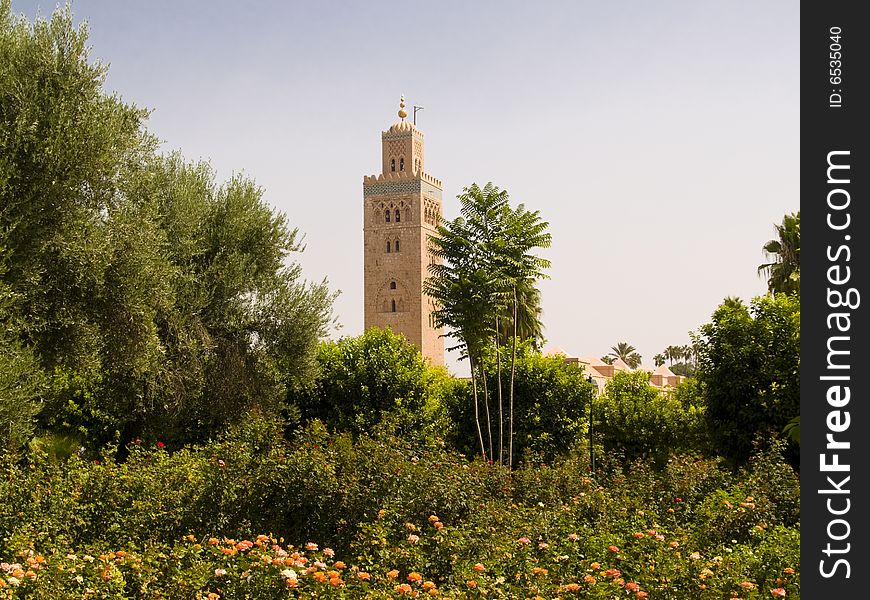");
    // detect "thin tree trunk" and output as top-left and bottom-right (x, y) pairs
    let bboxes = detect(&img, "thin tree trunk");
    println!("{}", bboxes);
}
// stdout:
(495, 317), (503, 465)
(468, 352), (487, 461)
(509, 287), (517, 469)
(480, 352), (493, 462)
